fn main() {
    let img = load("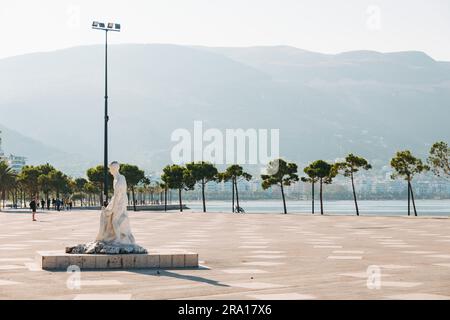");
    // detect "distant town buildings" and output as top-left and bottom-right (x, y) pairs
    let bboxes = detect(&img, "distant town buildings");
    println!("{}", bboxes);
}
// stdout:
(0, 130), (26, 172)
